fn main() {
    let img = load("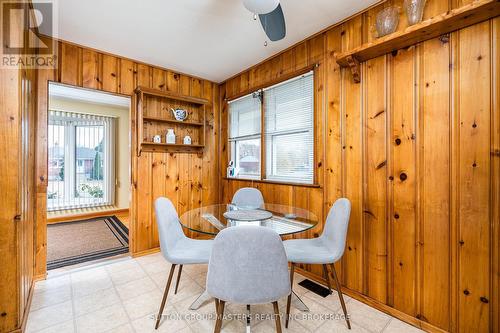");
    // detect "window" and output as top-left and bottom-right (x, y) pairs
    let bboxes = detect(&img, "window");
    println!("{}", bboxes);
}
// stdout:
(228, 93), (261, 179)
(228, 71), (314, 184)
(47, 111), (116, 211)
